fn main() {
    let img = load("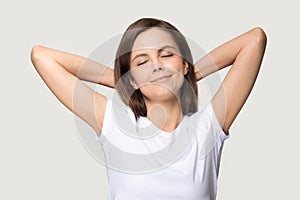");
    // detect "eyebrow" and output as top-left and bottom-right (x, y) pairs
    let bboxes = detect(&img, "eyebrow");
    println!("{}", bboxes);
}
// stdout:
(131, 45), (177, 64)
